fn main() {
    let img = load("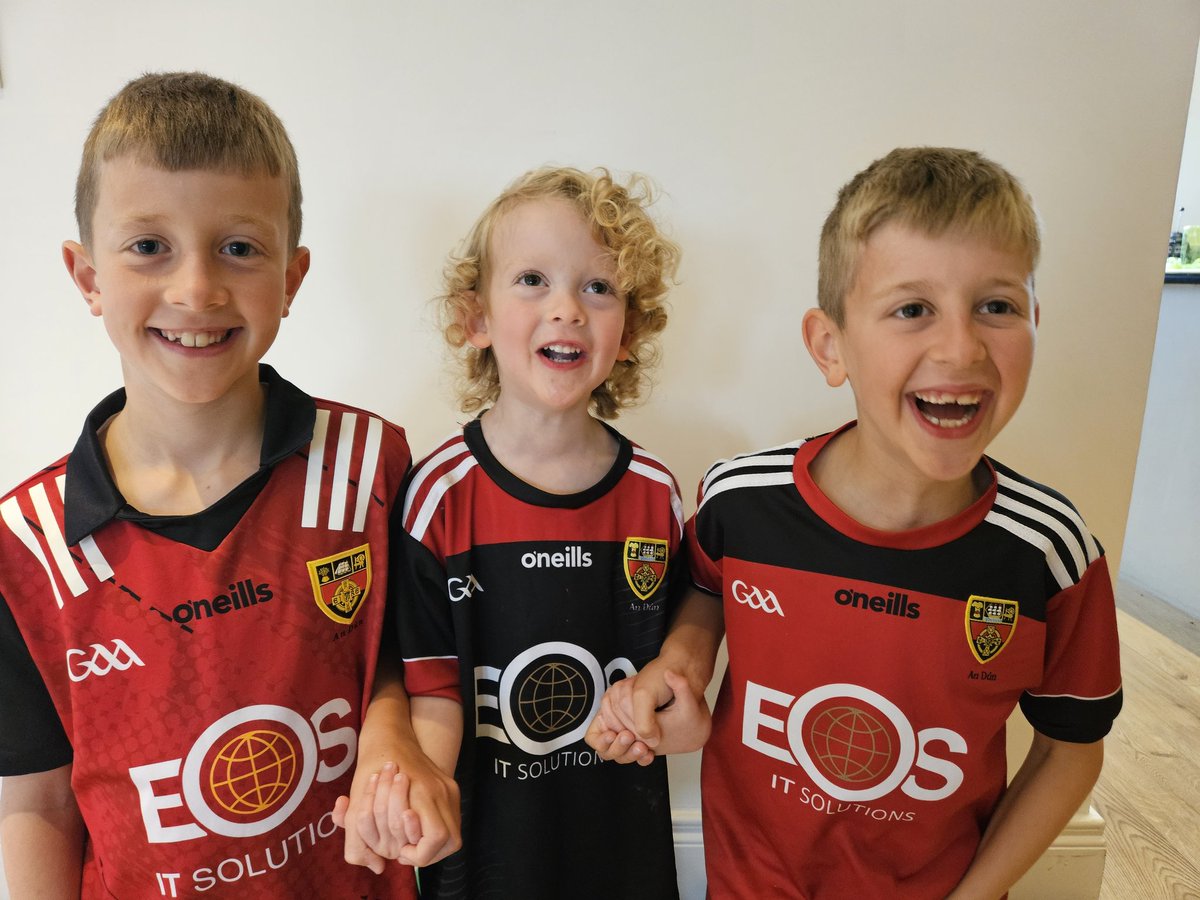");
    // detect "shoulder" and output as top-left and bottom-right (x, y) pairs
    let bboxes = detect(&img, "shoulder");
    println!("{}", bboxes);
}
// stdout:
(984, 458), (1104, 589)
(402, 428), (476, 538)
(1, 455), (72, 519)
(308, 396), (411, 471)
(696, 438), (805, 511)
